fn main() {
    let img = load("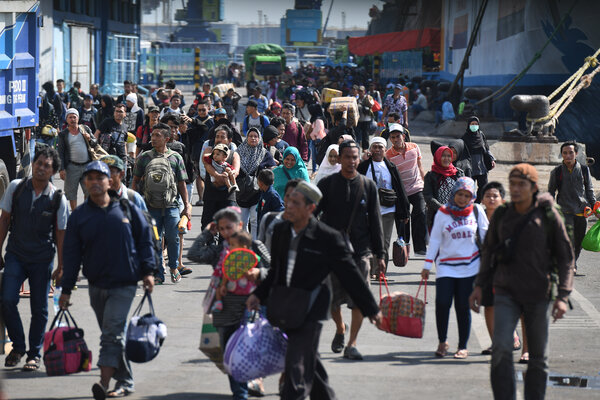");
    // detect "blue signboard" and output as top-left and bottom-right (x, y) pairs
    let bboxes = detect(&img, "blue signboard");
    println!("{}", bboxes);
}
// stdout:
(285, 9), (322, 29)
